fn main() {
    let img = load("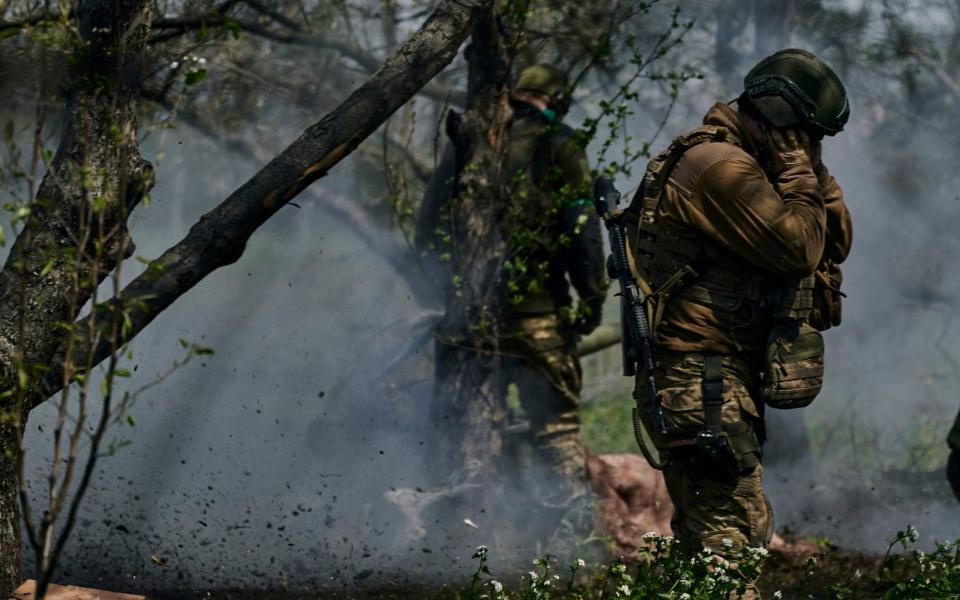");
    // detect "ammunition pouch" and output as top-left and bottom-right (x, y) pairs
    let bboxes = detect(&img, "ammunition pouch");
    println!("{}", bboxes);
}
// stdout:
(759, 321), (825, 409)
